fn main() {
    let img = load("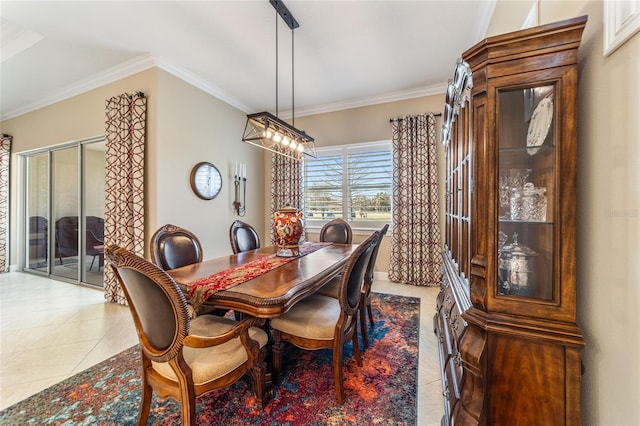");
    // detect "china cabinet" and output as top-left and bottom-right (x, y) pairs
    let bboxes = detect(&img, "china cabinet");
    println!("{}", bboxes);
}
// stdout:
(434, 16), (587, 425)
